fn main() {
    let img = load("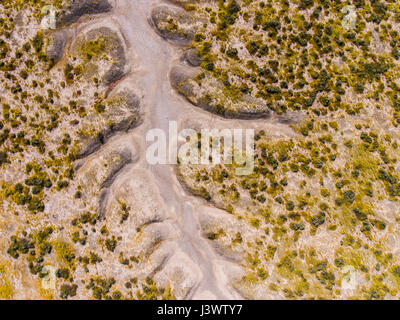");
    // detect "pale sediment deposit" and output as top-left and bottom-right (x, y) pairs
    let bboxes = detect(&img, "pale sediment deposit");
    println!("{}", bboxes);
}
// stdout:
(2, 0), (400, 300)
